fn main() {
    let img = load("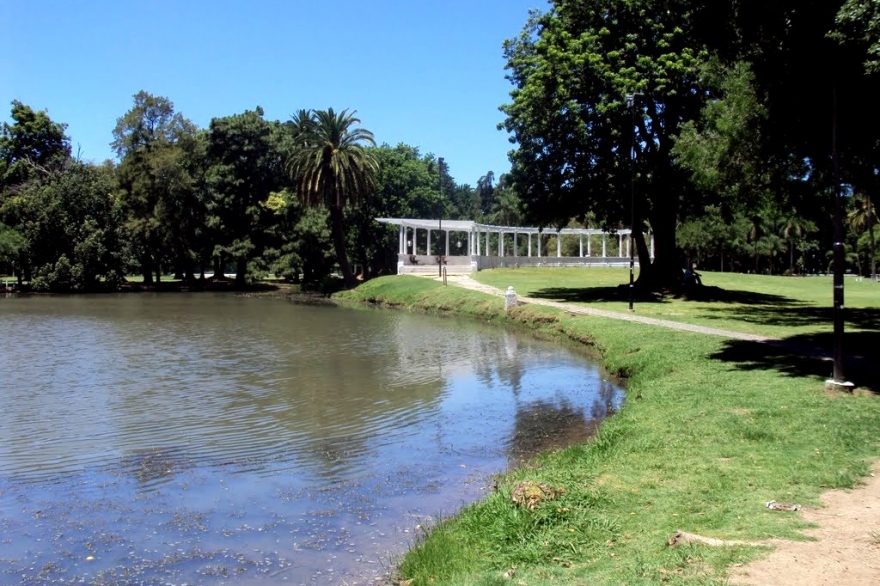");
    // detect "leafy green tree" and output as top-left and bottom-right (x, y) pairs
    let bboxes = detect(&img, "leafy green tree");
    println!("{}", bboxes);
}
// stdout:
(0, 221), (25, 278)
(833, 0), (880, 74)
(112, 91), (200, 285)
(1, 102), (122, 291)
(501, 1), (709, 288)
(287, 108), (378, 288)
(848, 192), (878, 280)
(6, 161), (123, 291)
(780, 213), (817, 276)
(476, 171), (495, 217)
(204, 107), (290, 286)
(0, 100), (71, 188)
(487, 174), (523, 227)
